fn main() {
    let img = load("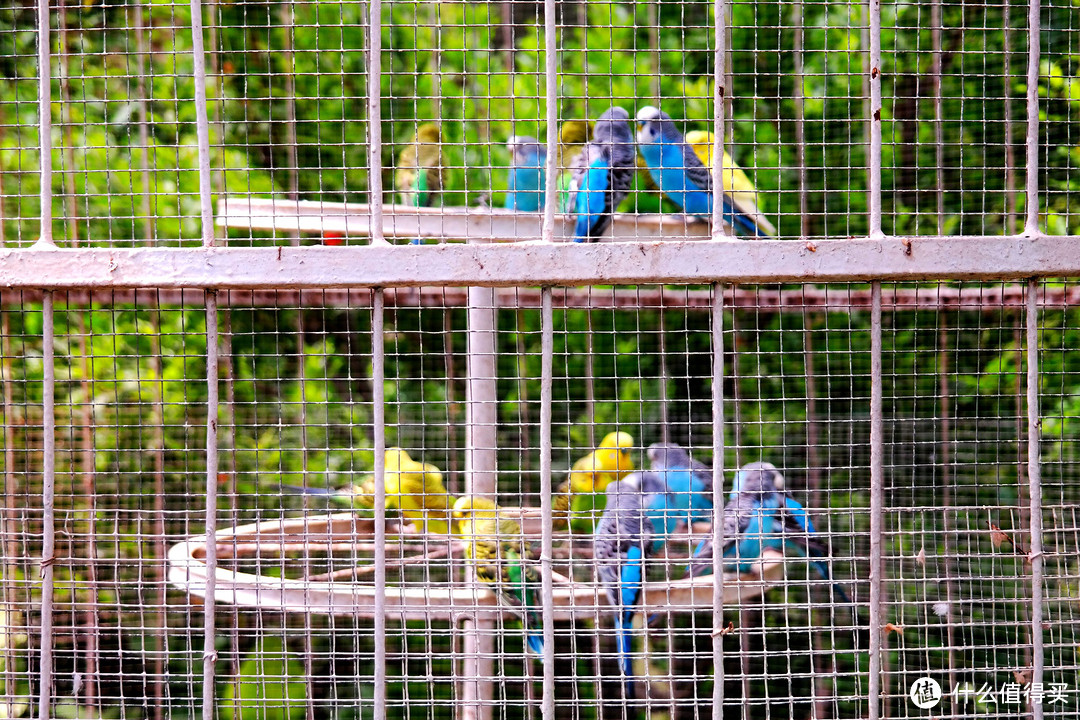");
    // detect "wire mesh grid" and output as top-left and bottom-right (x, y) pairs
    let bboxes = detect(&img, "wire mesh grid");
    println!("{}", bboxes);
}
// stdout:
(1, 0), (1079, 719)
